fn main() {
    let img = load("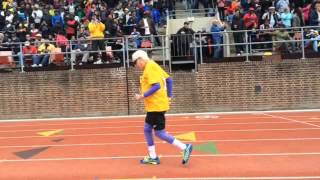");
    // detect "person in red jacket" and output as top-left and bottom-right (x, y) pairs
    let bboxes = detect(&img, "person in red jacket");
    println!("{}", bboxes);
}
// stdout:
(243, 7), (259, 52)
(243, 7), (258, 30)
(22, 41), (38, 67)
